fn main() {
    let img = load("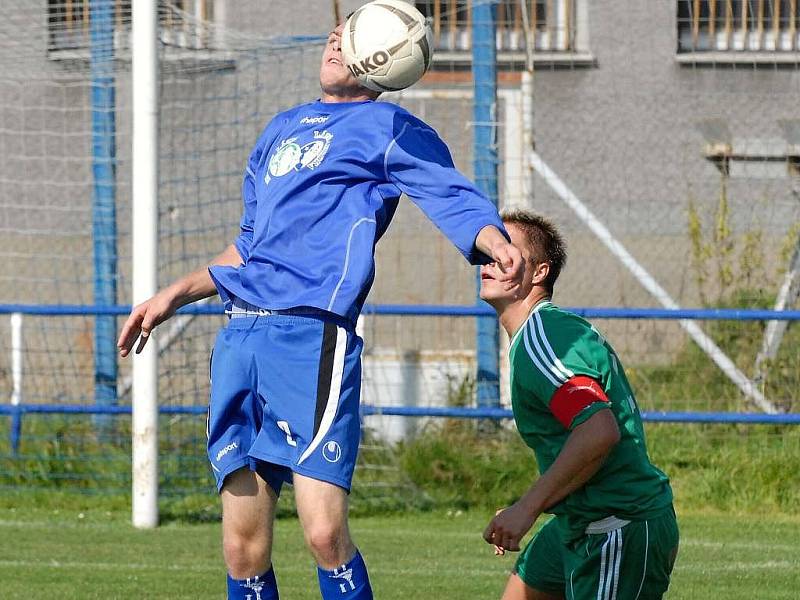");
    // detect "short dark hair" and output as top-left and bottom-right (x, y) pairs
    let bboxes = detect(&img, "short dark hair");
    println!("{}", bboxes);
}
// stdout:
(501, 209), (567, 292)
